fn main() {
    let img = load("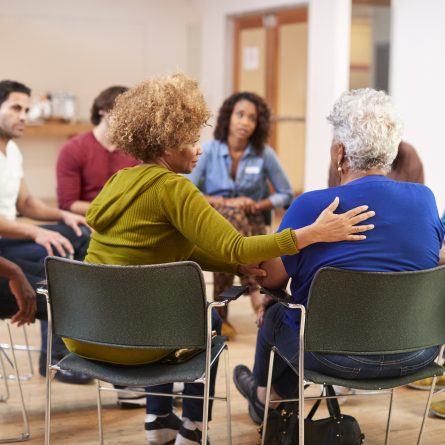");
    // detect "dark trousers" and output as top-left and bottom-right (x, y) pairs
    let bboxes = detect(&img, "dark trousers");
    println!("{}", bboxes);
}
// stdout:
(0, 223), (90, 263)
(0, 223), (90, 356)
(146, 309), (222, 421)
(0, 256), (46, 319)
